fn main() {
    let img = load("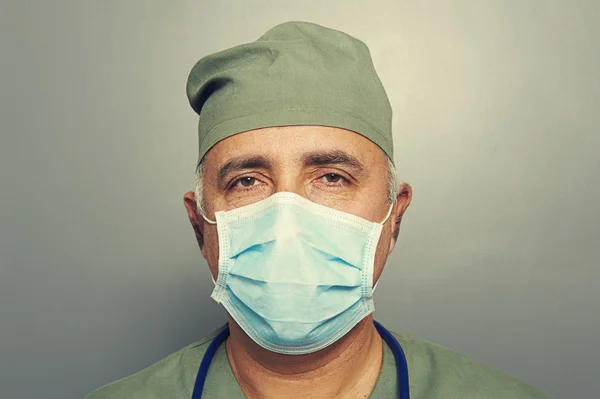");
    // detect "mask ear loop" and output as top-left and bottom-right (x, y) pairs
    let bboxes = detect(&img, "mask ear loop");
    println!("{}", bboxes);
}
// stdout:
(373, 279), (380, 292)
(379, 202), (395, 225)
(373, 202), (396, 292)
(202, 214), (217, 225)
(201, 214), (218, 285)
